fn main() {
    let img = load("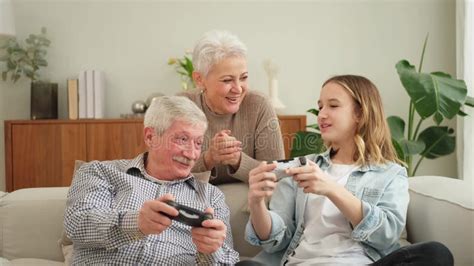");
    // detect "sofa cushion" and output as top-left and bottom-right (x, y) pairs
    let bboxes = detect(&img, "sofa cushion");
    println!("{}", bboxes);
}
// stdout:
(0, 187), (68, 262)
(408, 176), (473, 266)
